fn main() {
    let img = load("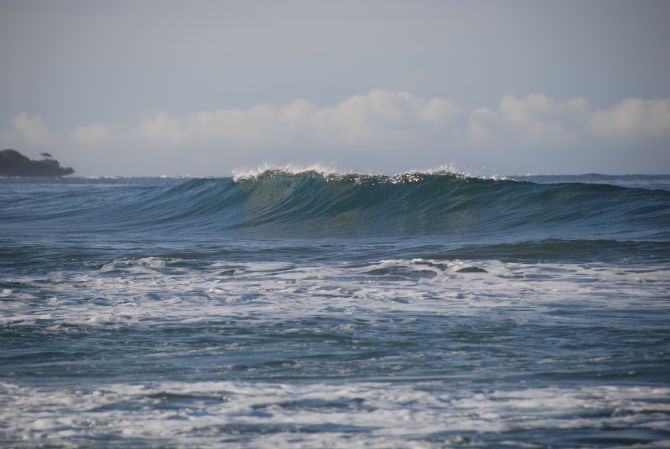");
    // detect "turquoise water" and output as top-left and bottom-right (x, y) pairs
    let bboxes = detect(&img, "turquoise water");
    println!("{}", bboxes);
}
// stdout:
(1, 171), (669, 448)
